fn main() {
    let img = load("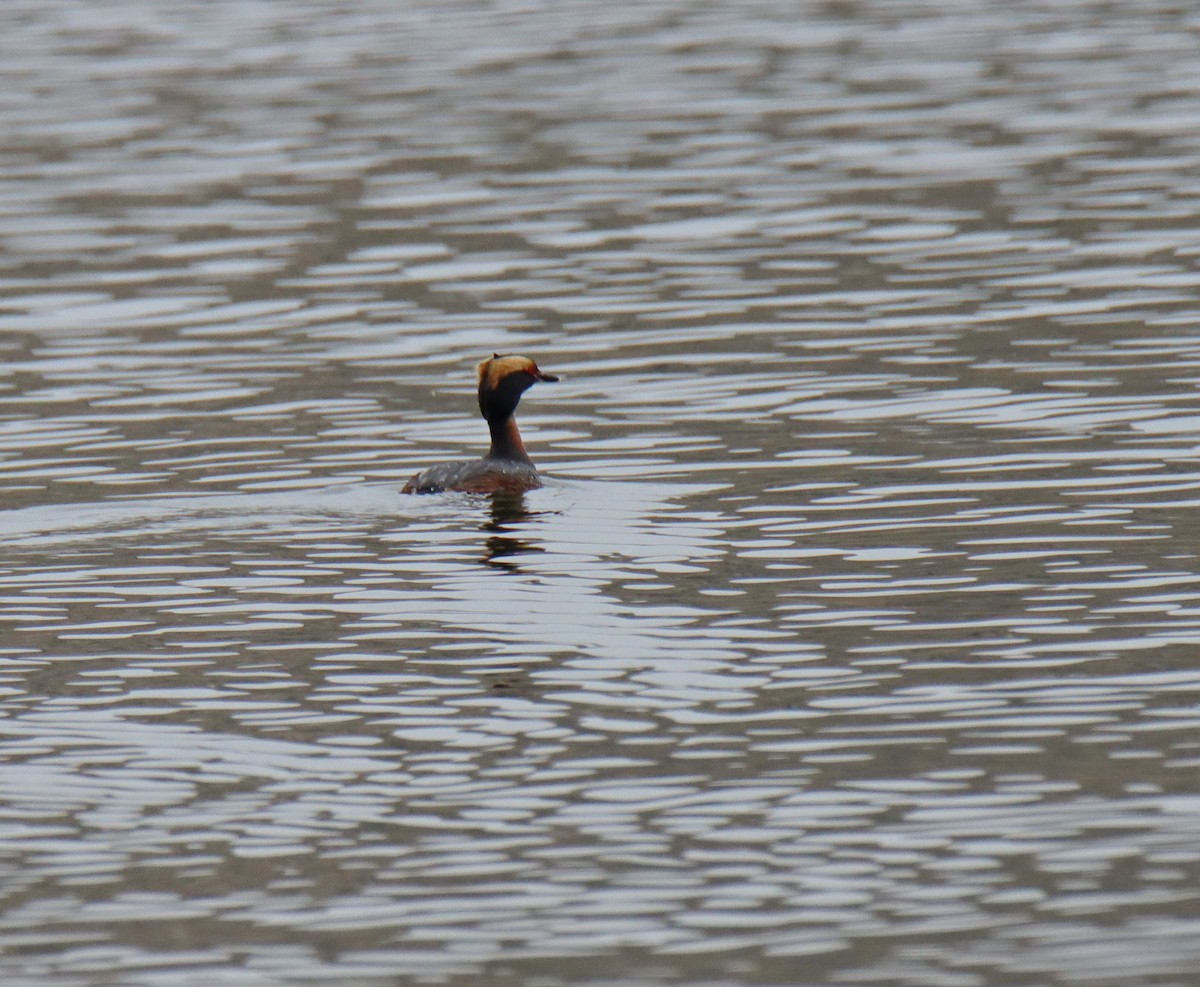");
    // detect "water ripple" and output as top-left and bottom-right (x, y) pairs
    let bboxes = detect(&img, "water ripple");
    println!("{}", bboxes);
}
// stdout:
(3, 0), (1200, 984)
